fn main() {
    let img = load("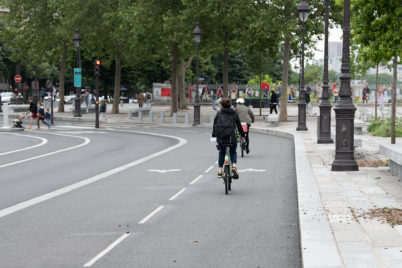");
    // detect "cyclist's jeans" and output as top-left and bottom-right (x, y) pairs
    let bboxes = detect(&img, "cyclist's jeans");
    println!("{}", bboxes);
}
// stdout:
(218, 141), (237, 167)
